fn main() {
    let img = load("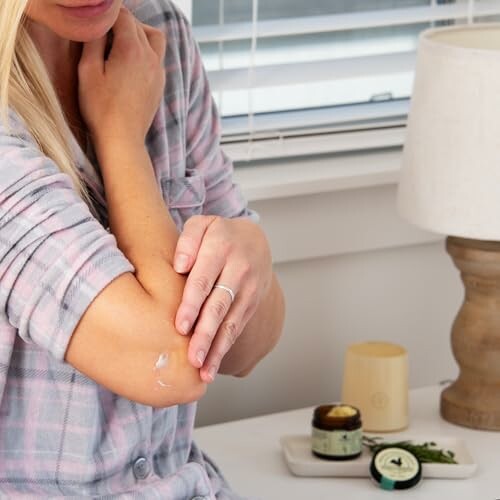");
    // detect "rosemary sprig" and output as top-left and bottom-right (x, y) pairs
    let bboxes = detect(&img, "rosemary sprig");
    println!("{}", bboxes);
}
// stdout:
(363, 436), (458, 464)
